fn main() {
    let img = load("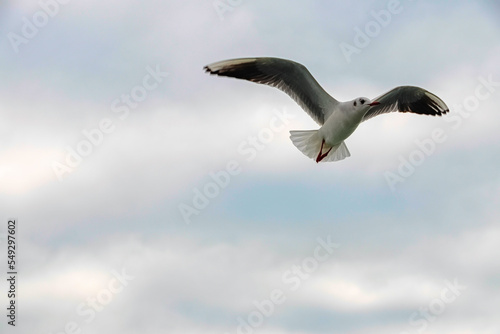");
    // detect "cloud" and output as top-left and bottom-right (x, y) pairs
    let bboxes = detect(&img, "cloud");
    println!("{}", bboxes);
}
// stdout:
(14, 221), (500, 333)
